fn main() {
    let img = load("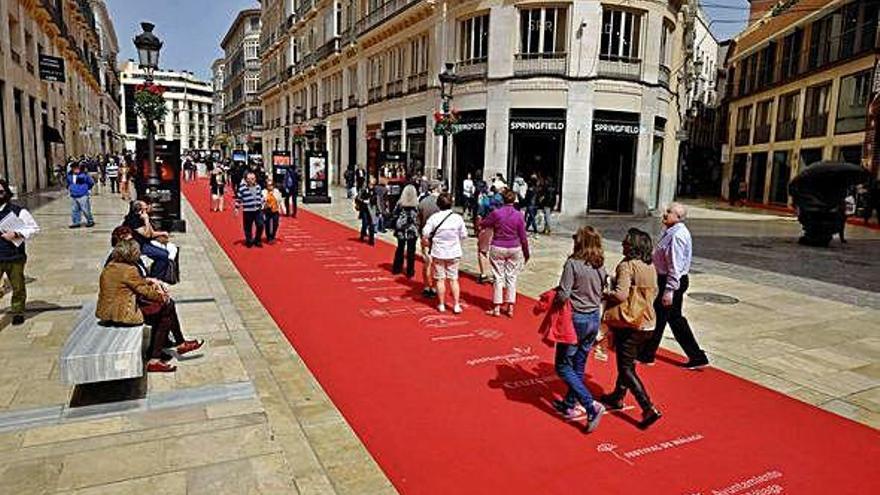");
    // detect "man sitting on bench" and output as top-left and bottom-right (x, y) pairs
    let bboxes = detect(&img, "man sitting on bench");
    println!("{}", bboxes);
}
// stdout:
(123, 200), (178, 283)
(97, 239), (203, 373)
